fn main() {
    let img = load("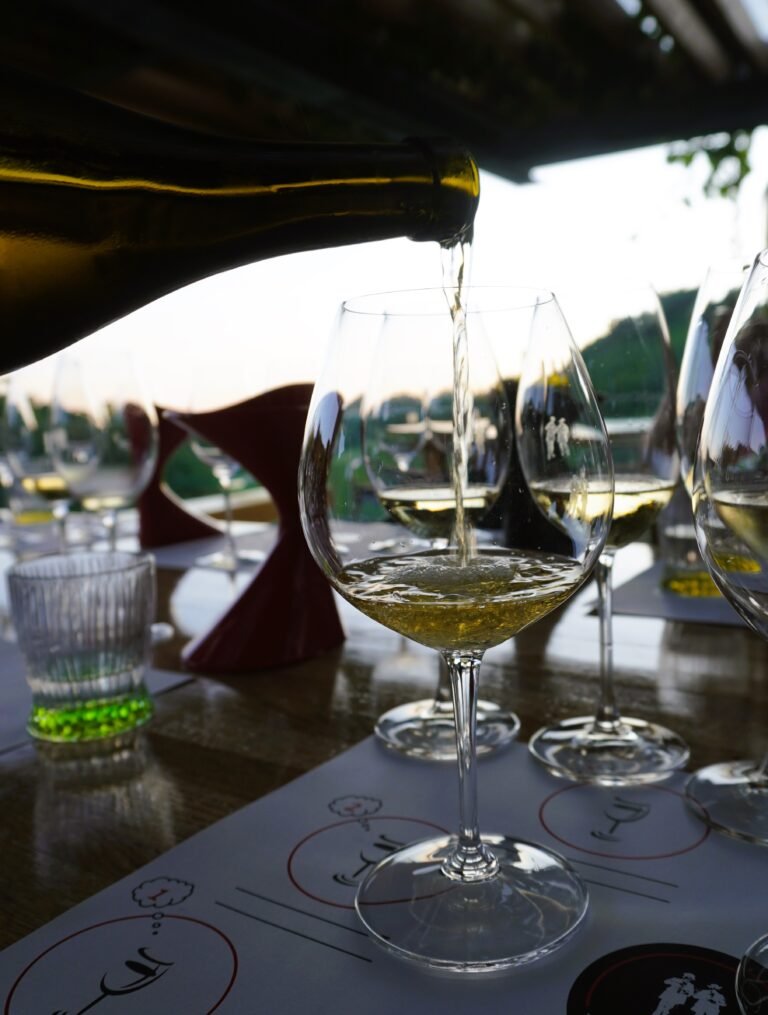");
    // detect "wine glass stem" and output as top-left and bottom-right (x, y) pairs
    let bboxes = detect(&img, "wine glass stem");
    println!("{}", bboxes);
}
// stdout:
(441, 650), (499, 883)
(102, 508), (118, 551)
(429, 656), (453, 714)
(595, 550), (622, 727)
(52, 501), (68, 553)
(216, 471), (237, 567)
